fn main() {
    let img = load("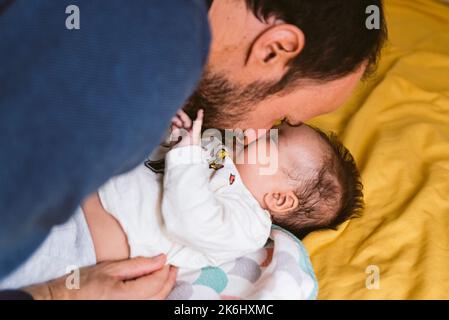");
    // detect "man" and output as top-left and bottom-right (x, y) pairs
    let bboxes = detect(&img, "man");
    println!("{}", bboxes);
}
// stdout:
(0, 0), (210, 299)
(185, 0), (386, 134)
(0, 0), (386, 299)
